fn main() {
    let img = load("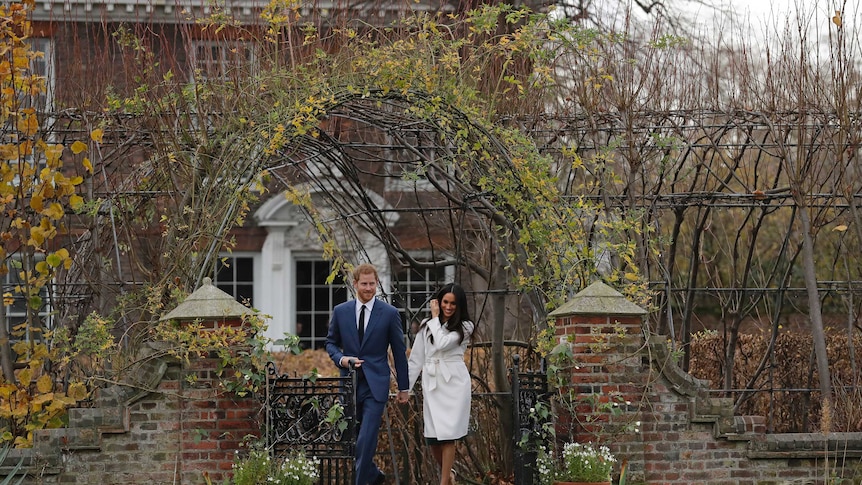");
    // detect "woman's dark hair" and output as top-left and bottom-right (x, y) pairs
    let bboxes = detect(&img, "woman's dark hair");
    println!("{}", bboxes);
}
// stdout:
(435, 283), (471, 344)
